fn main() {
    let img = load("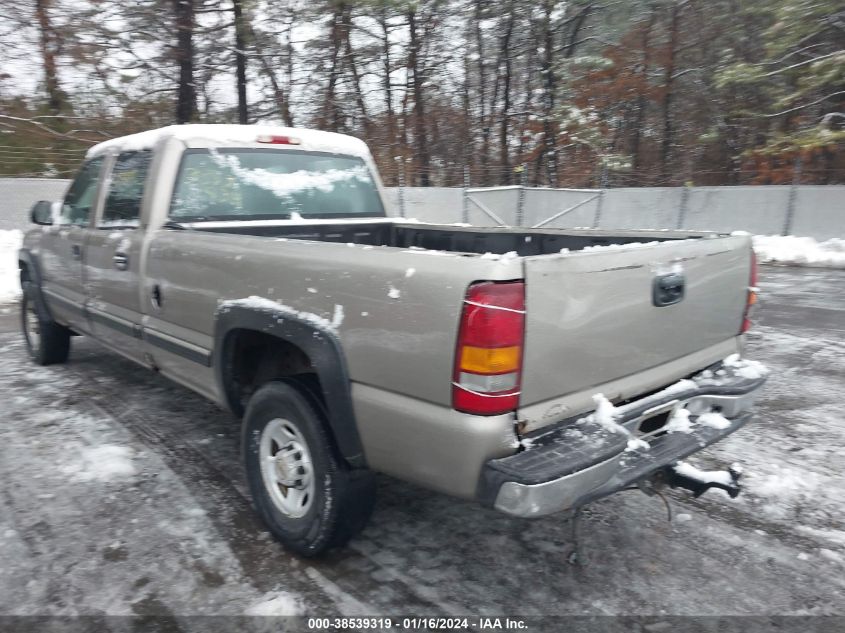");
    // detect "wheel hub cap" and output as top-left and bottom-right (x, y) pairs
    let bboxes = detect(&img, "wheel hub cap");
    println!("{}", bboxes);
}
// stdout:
(259, 418), (315, 518)
(25, 302), (40, 349)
